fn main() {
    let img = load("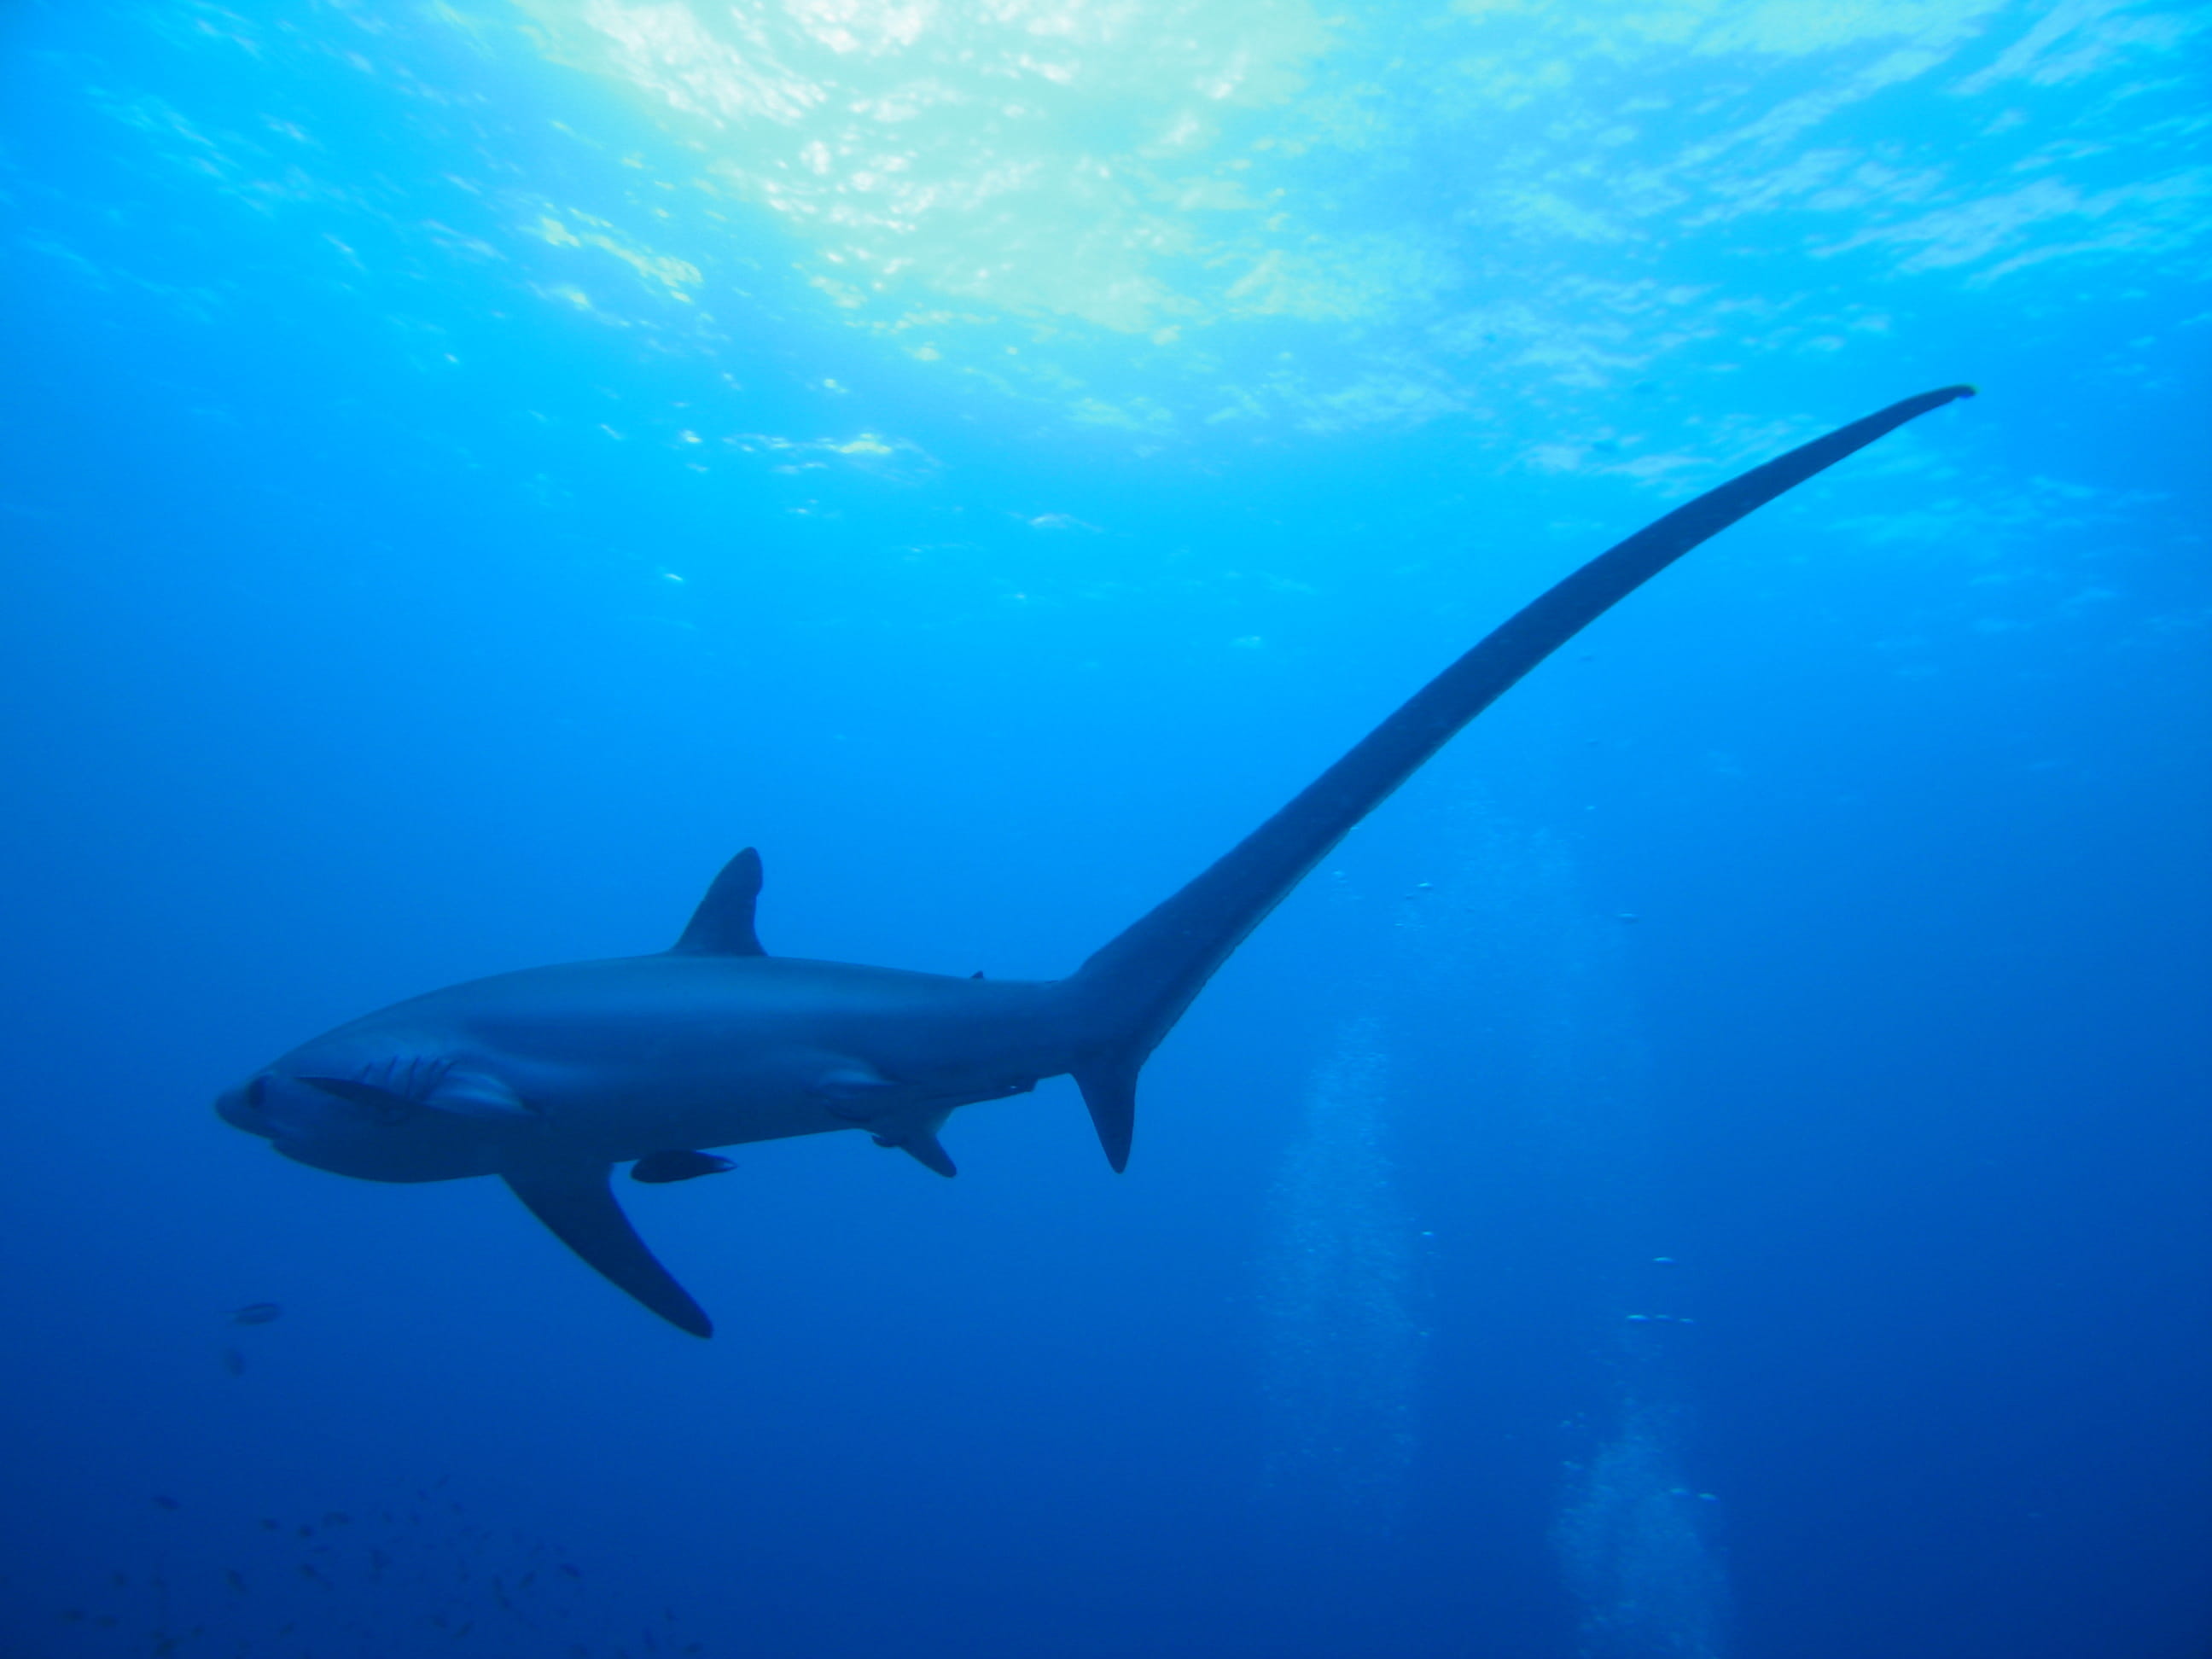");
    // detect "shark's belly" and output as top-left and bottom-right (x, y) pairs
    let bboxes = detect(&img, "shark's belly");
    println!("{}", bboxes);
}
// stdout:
(471, 989), (1057, 1161)
(502, 1042), (852, 1160)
